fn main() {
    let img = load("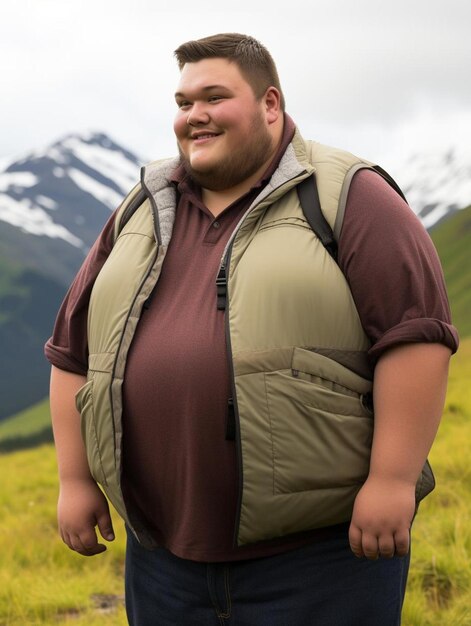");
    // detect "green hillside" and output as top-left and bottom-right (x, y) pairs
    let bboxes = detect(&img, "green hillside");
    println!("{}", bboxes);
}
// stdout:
(0, 398), (52, 452)
(0, 339), (469, 625)
(0, 251), (28, 325)
(0, 253), (66, 419)
(430, 205), (471, 338)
